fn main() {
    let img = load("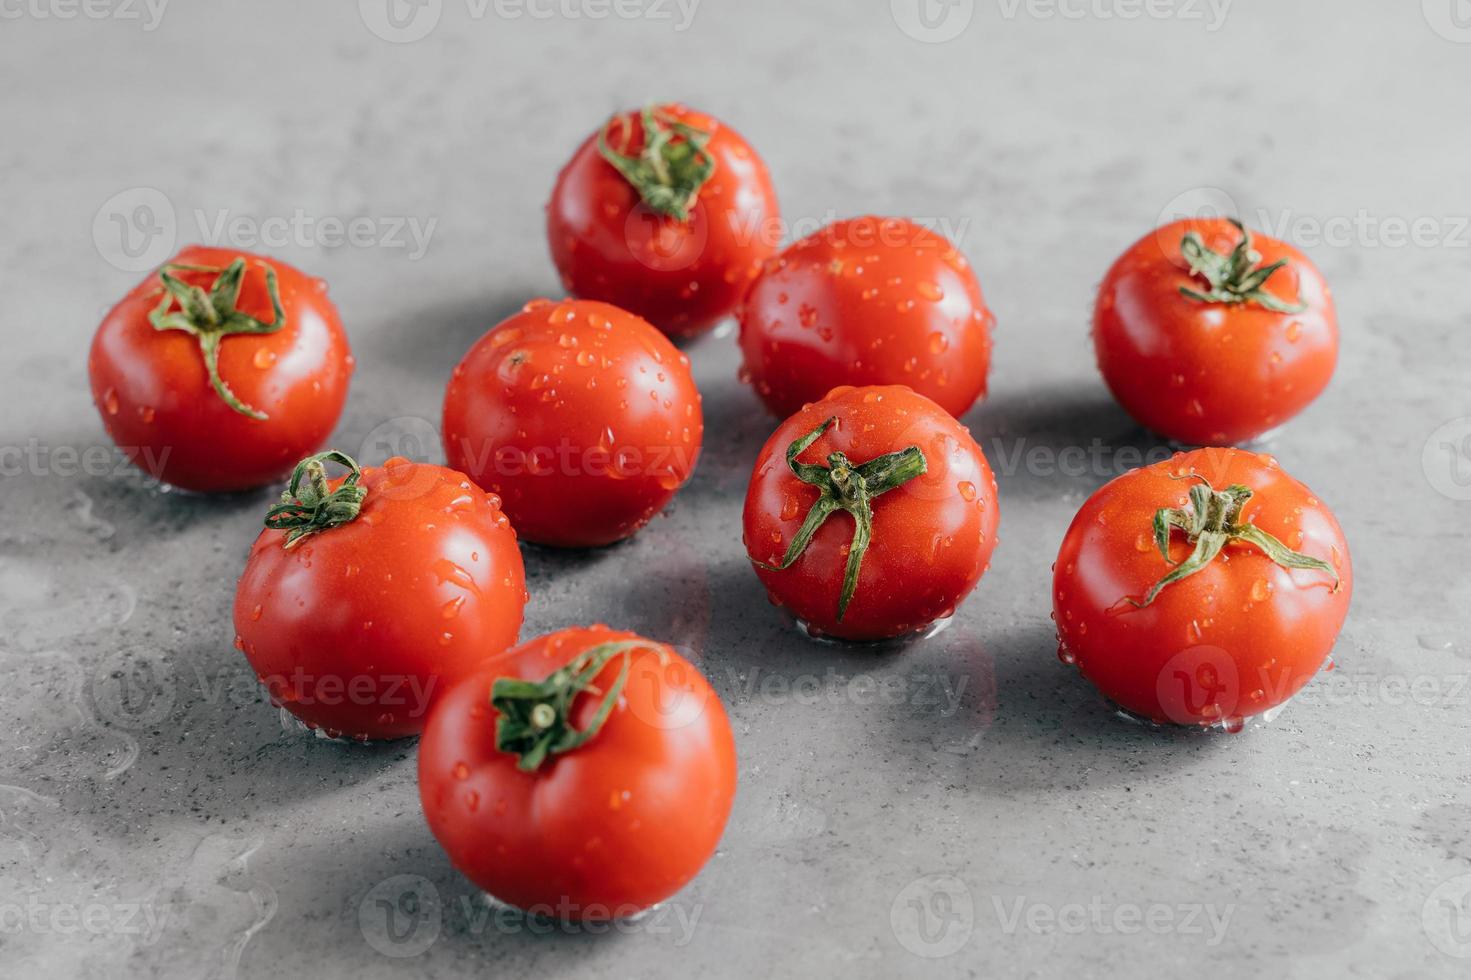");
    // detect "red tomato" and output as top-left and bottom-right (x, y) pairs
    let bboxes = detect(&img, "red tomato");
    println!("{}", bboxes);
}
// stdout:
(743, 385), (999, 641)
(547, 103), (780, 339)
(443, 298), (703, 548)
(419, 626), (737, 919)
(1094, 218), (1337, 445)
(89, 245), (353, 493)
(233, 452), (527, 741)
(737, 216), (994, 419)
(1053, 447), (1352, 728)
